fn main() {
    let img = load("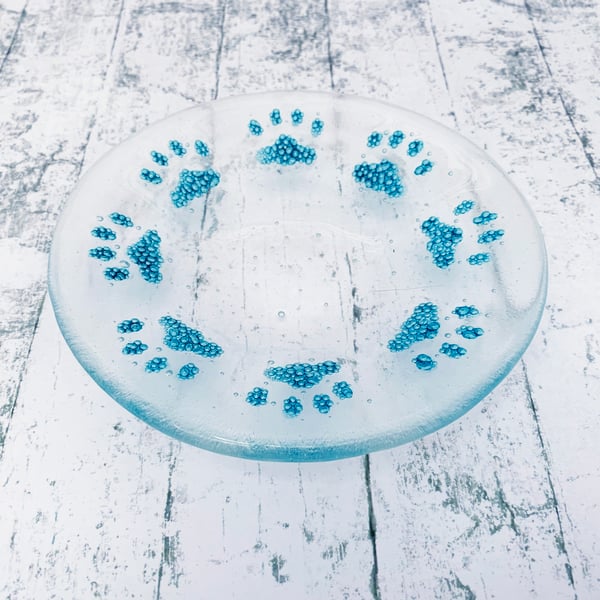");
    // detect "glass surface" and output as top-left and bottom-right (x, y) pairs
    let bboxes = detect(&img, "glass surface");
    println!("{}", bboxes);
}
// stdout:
(48, 91), (547, 461)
